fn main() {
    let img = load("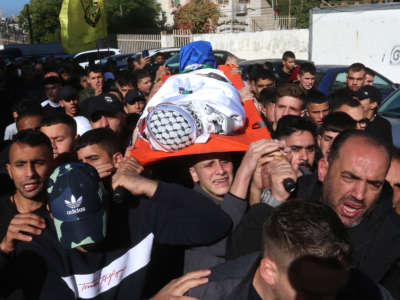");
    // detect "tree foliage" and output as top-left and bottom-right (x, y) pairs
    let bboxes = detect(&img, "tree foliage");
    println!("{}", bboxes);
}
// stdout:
(19, 0), (63, 43)
(175, 0), (221, 33)
(18, 0), (163, 44)
(105, 0), (162, 33)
